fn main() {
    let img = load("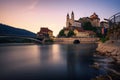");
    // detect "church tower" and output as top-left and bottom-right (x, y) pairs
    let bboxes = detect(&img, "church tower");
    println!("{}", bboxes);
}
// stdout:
(71, 11), (74, 25)
(71, 11), (74, 21)
(66, 13), (70, 27)
(67, 13), (70, 21)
